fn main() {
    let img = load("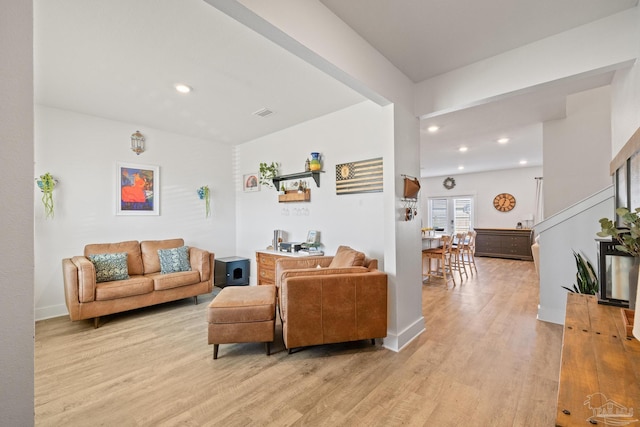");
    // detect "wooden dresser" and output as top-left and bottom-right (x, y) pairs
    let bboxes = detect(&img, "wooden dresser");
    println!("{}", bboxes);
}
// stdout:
(474, 228), (533, 261)
(255, 250), (323, 286)
(556, 293), (640, 426)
